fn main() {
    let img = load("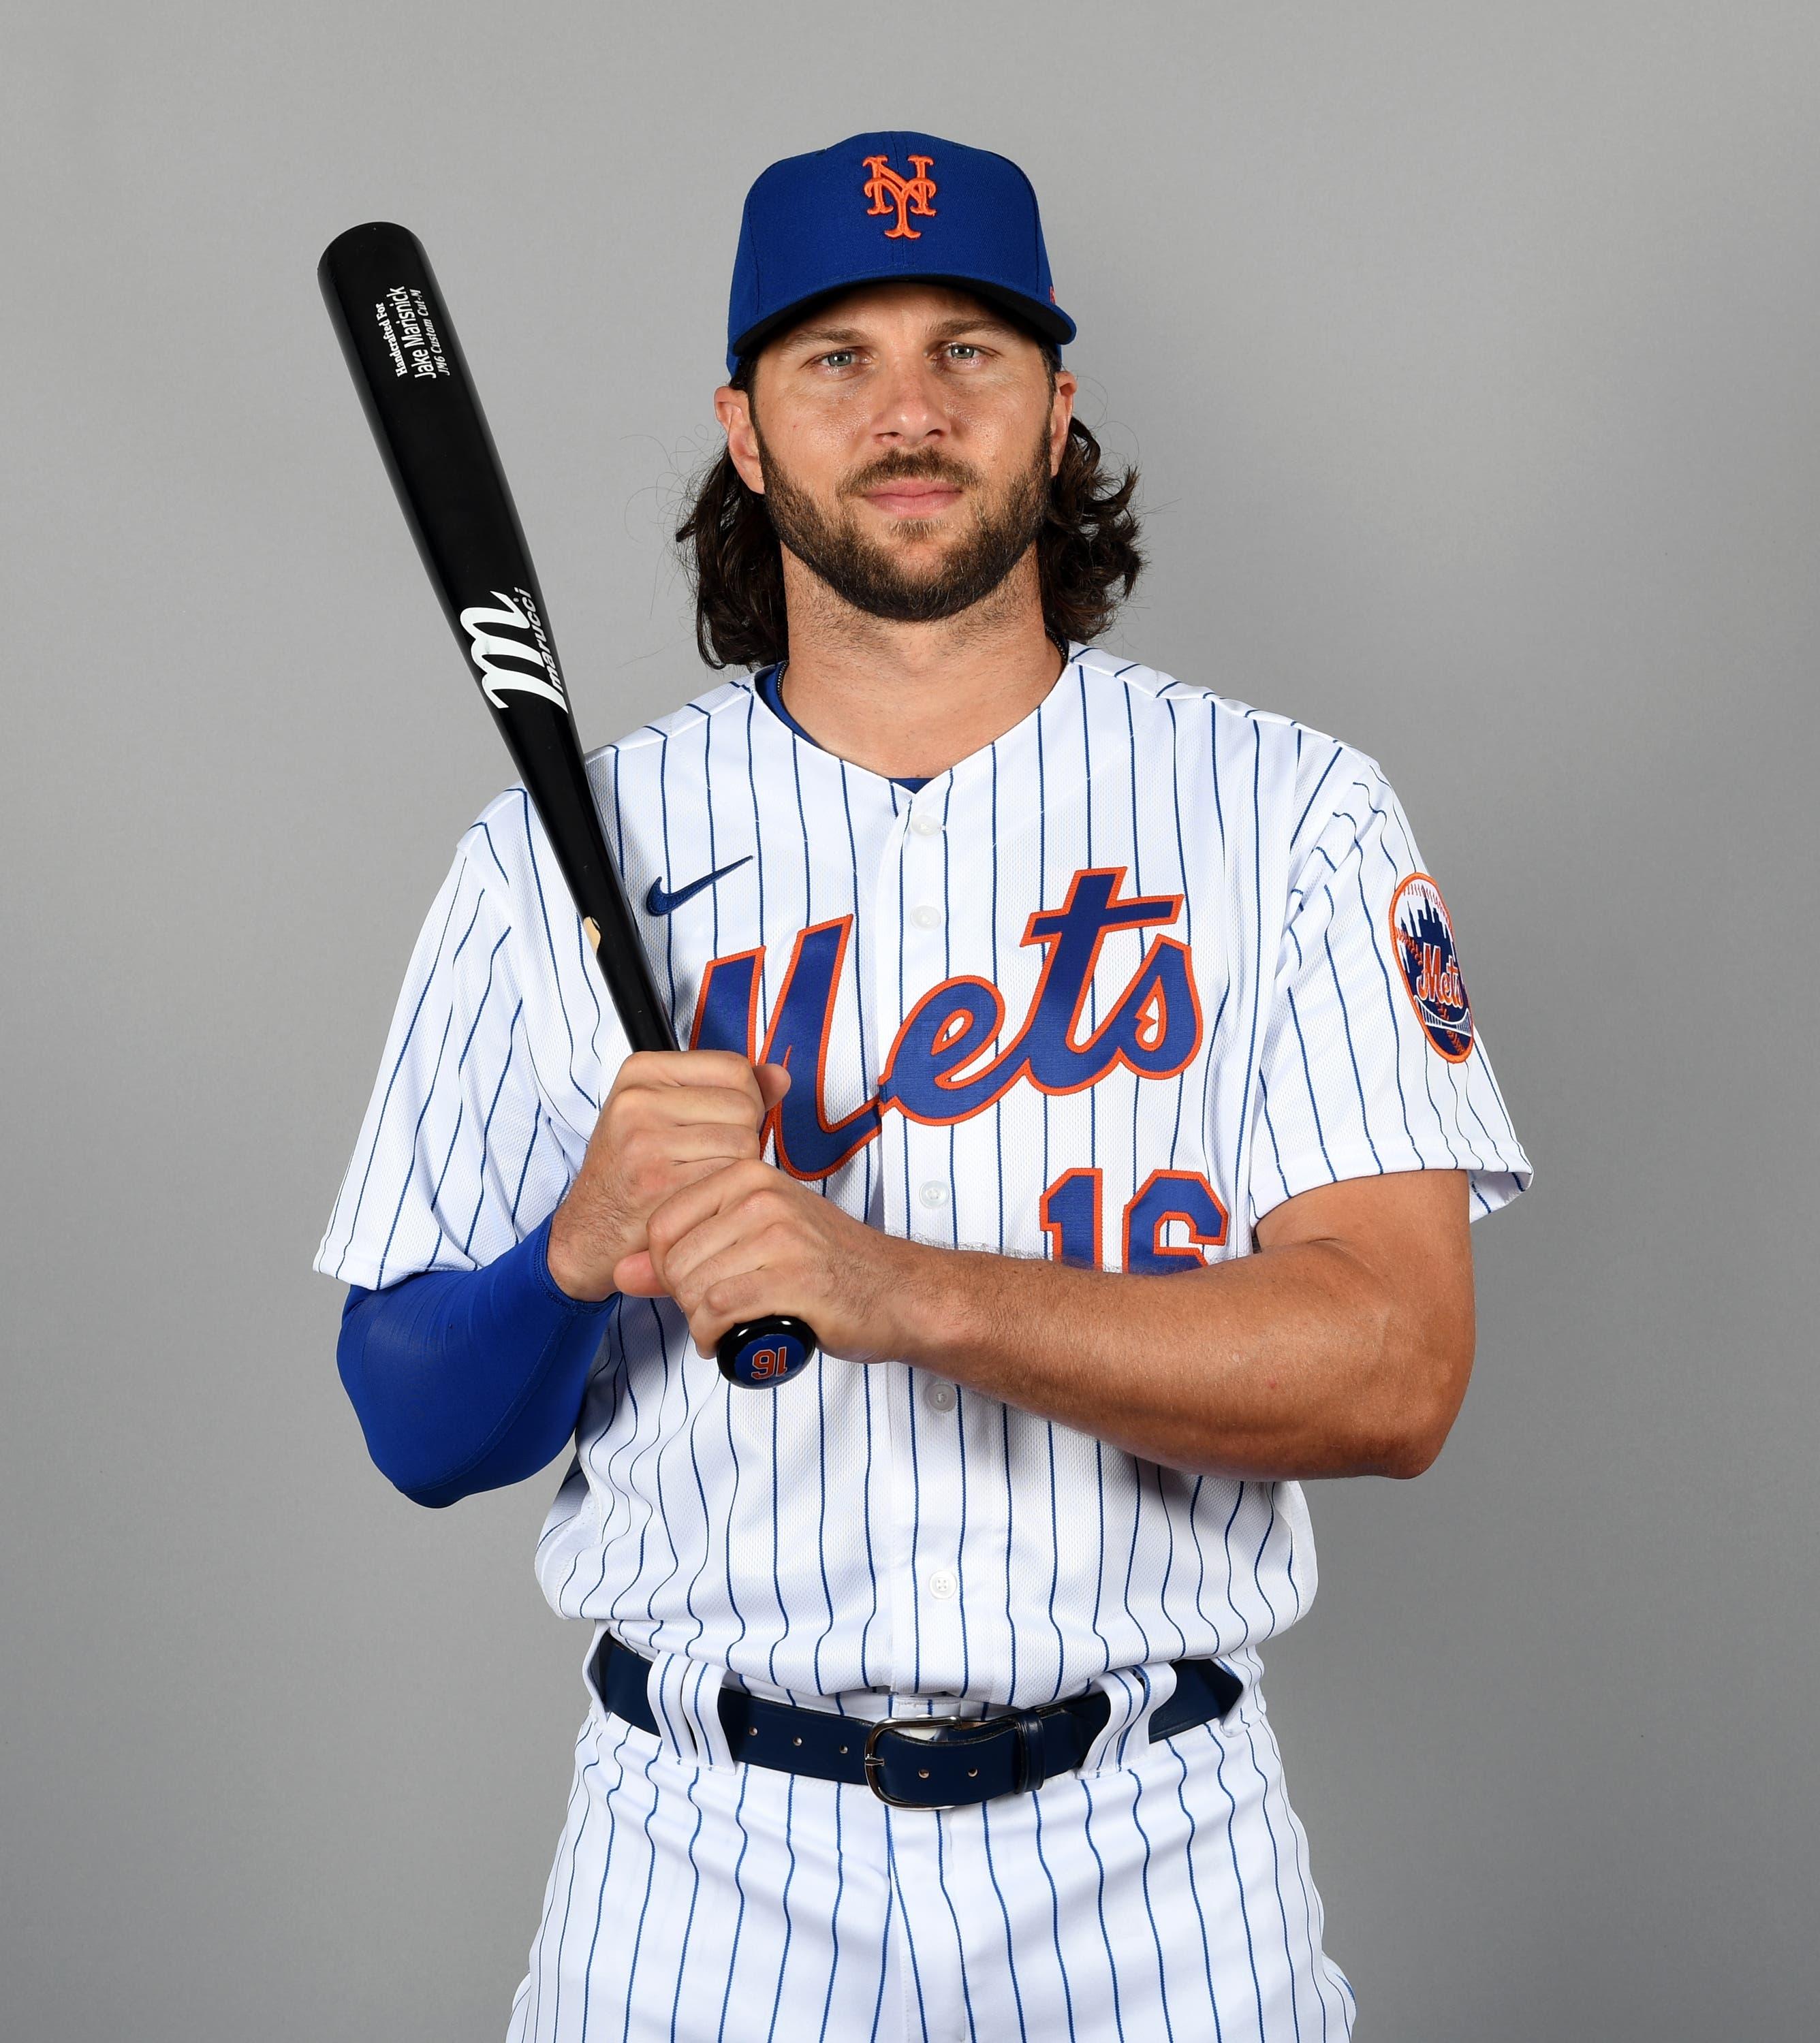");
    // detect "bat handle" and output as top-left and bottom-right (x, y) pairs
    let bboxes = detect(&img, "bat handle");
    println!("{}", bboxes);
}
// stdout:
(717, 1315), (819, 1389)
(592, 928), (823, 1389)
